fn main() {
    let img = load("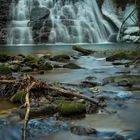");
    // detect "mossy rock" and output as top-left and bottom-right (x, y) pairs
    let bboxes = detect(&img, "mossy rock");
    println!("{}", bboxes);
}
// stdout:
(103, 75), (140, 86)
(50, 54), (70, 62)
(106, 51), (139, 61)
(44, 62), (53, 70)
(0, 53), (10, 62)
(59, 101), (86, 116)
(9, 65), (20, 72)
(10, 90), (26, 103)
(72, 45), (94, 55)
(0, 65), (12, 74)
(14, 55), (24, 61)
(24, 55), (38, 64)
(38, 62), (53, 70)
(19, 104), (58, 119)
